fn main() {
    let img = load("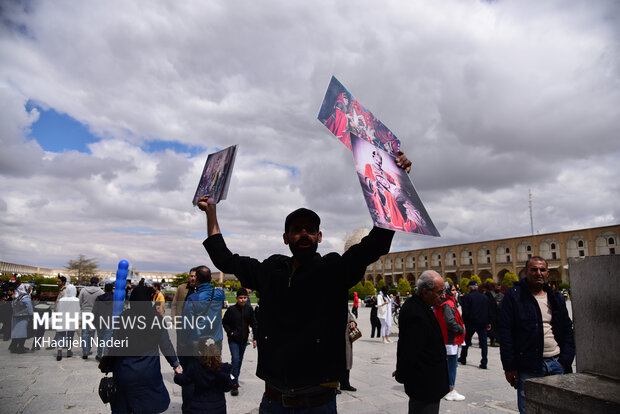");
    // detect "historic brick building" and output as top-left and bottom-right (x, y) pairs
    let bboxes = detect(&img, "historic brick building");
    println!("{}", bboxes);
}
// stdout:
(363, 224), (619, 287)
